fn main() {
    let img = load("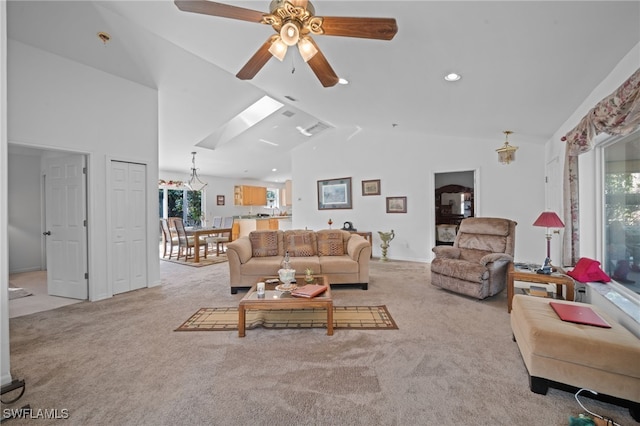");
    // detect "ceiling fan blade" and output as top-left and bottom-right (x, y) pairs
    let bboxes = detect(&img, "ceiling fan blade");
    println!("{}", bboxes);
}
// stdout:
(306, 38), (339, 88)
(174, 0), (265, 23)
(236, 37), (276, 80)
(319, 16), (398, 40)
